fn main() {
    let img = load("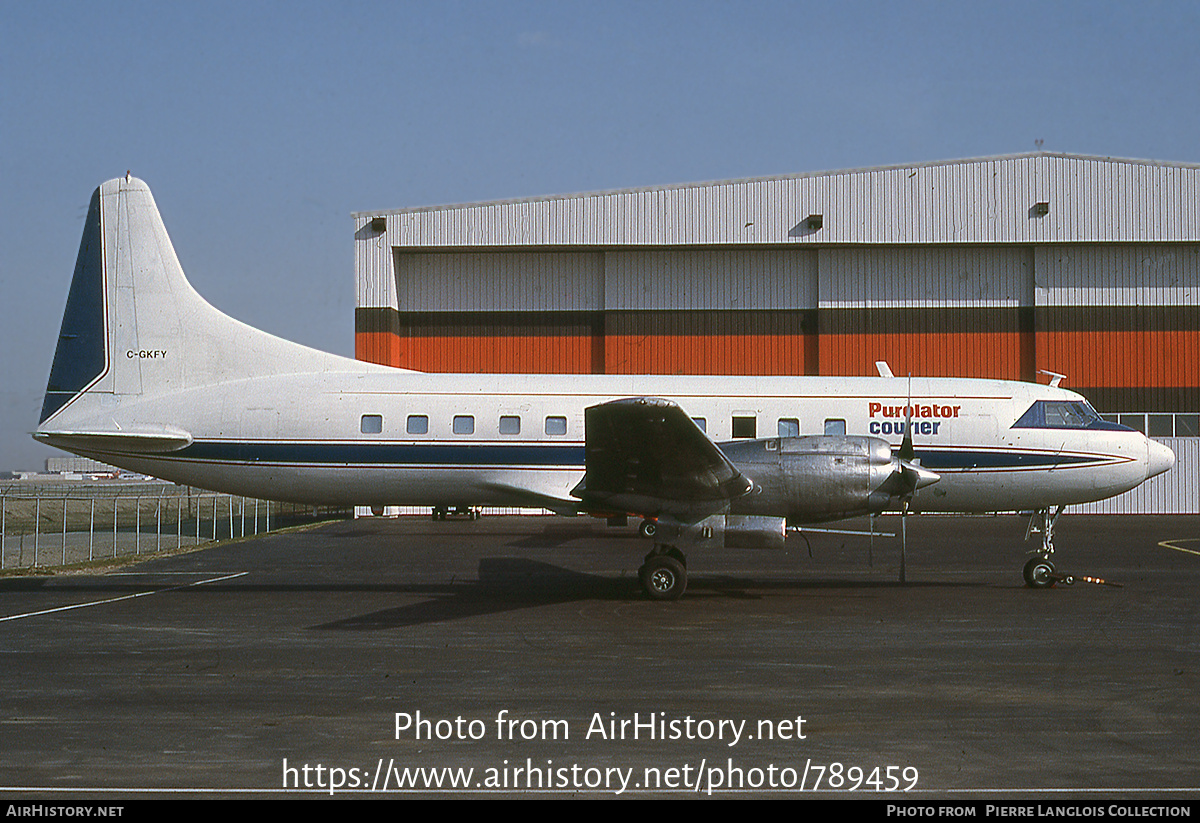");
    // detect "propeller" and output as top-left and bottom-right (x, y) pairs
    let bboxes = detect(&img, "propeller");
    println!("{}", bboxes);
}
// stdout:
(889, 374), (940, 584)
(899, 379), (913, 584)
(880, 379), (941, 499)
(869, 371), (941, 583)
